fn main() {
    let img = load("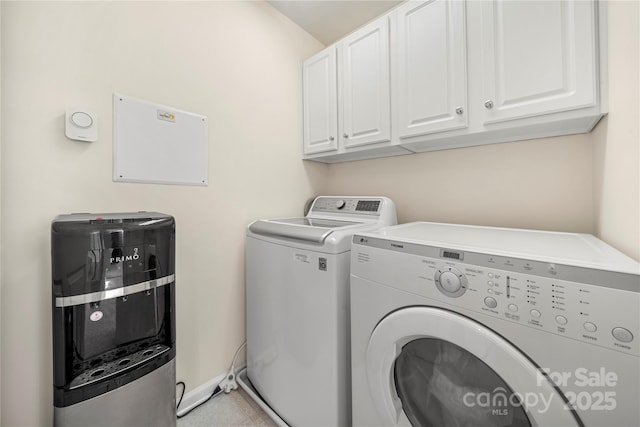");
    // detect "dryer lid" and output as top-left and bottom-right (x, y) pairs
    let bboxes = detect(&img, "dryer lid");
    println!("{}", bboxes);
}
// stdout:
(248, 218), (361, 243)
